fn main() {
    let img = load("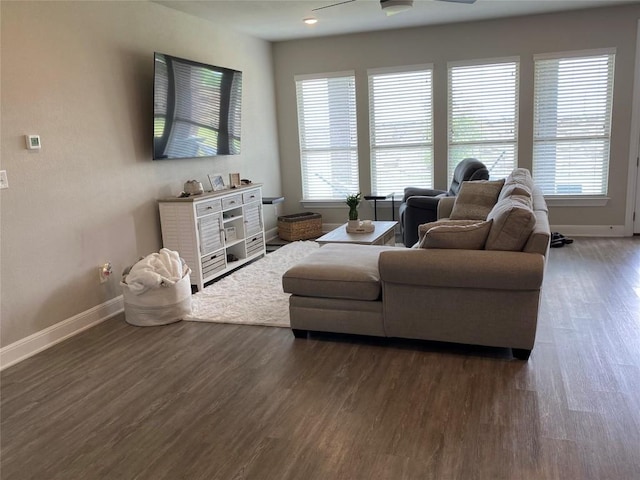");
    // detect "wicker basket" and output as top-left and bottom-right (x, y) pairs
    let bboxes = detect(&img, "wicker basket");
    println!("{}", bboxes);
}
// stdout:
(278, 212), (322, 241)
